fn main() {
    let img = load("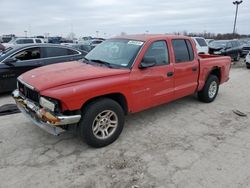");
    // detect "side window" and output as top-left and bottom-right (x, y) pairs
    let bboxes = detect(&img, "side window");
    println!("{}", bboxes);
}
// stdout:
(23, 39), (34, 44)
(44, 47), (69, 58)
(16, 39), (25, 44)
(143, 41), (169, 65)
(186, 40), (194, 61)
(227, 42), (233, 48)
(35, 39), (42, 43)
(172, 39), (193, 63)
(67, 49), (79, 55)
(13, 48), (41, 61)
